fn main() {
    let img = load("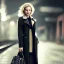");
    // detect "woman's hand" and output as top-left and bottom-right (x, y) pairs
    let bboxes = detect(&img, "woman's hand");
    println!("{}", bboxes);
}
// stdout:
(19, 47), (23, 52)
(35, 36), (39, 44)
